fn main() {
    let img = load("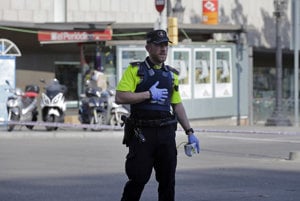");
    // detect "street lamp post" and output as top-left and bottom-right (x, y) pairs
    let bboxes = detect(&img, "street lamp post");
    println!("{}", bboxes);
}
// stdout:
(265, 0), (292, 126)
(172, 0), (185, 23)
